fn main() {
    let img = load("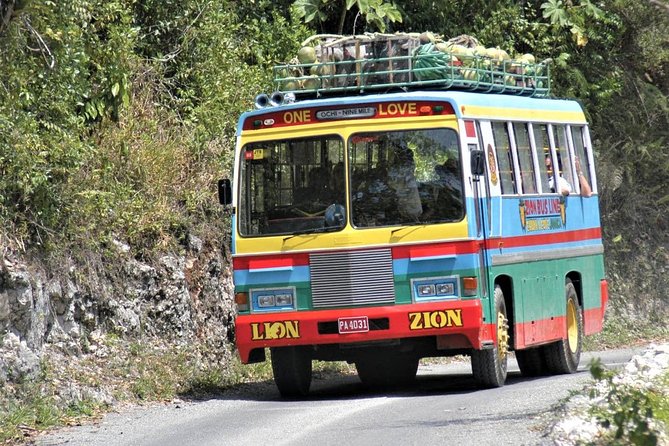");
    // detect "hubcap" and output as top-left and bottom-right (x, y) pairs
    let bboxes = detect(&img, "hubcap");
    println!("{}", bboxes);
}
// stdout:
(497, 311), (509, 360)
(567, 299), (578, 352)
